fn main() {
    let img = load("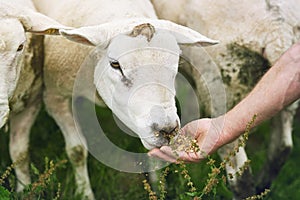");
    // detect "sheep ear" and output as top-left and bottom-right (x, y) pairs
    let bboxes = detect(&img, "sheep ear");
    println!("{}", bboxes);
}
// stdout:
(19, 11), (70, 35)
(59, 18), (218, 47)
(59, 27), (100, 46)
(172, 28), (218, 47)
